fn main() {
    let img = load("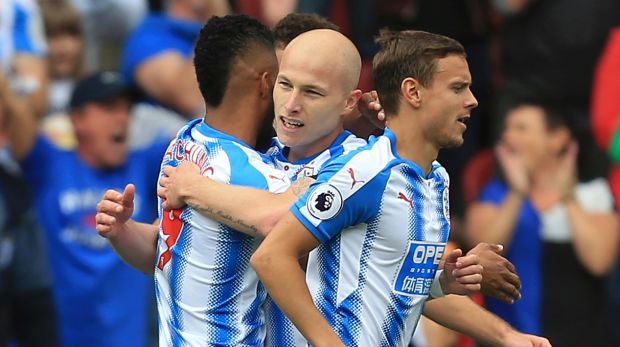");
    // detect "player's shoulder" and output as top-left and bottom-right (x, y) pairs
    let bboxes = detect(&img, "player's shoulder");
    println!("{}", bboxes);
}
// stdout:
(327, 132), (390, 165)
(336, 131), (367, 151)
(430, 160), (449, 183)
(264, 137), (285, 159)
(317, 133), (396, 187)
(230, 143), (290, 192)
